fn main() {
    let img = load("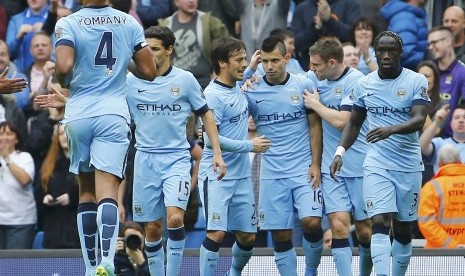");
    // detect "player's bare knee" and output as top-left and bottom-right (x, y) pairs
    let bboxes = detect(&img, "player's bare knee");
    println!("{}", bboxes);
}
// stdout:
(167, 213), (184, 228)
(145, 221), (163, 241)
(236, 232), (256, 246)
(371, 214), (391, 228)
(272, 230), (293, 242)
(206, 230), (225, 243)
(355, 219), (372, 242)
(301, 216), (322, 233)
